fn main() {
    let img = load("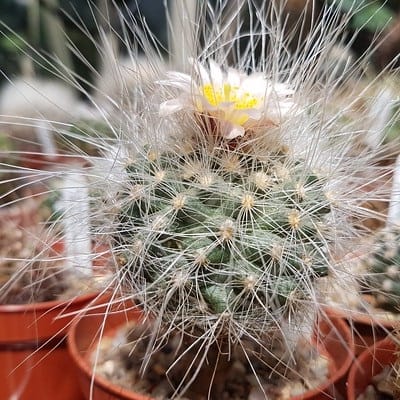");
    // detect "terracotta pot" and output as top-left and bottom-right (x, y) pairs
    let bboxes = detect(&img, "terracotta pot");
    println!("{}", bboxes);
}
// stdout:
(347, 336), (397, 400)
(0, 291), (101, 400)
(21, 153), (88, 171)
(327, 307), (395, 356)
(0, 237), (109, 400)
(68, 301), (354, 400)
